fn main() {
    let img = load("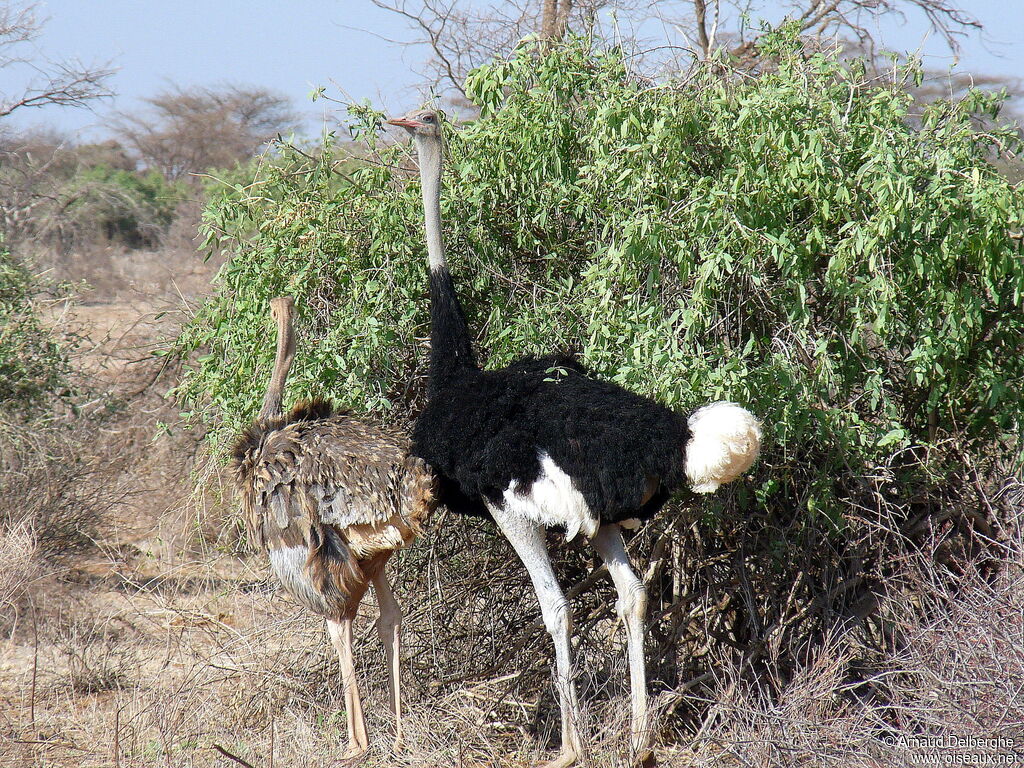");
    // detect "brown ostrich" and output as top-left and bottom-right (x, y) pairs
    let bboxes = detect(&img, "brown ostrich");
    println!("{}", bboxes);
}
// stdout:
(231, 296), (435, 757)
